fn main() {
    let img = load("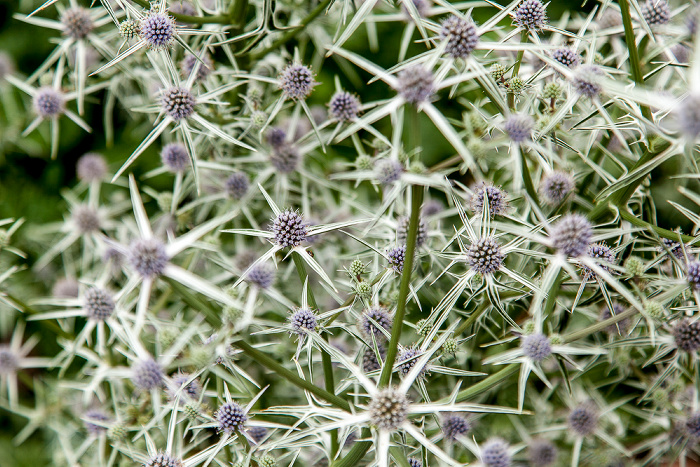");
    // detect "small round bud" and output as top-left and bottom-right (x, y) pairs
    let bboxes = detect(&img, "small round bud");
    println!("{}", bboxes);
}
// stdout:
(158, 328), (178, 348)
(180, 53), (213, 81)
(514, 0), (547, 30)
(506, 77), (525, 95)
(440, 15), (479, 58)
(568, 403), (598, 436)
(279, 64), (317, 100)
(269, 144), (300, 174)
(225, 172), (250, 200)
(442, 338), (458, 355)
(77, 153), (108, 181)
(522, 321), (536, 335)
(356, 154), (373, 170)
(504, 113), (533, 142)
(467, 237), (505, 274)
(551, 214), (592, 257)
(145, 452), (183, 467)
(246, 263), (275, 289)
(416, 319), (432, 337)
(375, 159), (404, 184)
(132, 359), (164, 390)
(673, 319), (700, 352)
(490, 63), (506, 81)
(641, 0), (670, 26)
(361, 307), (393, 341)
(329, 91), (361, 121)
(540, 171), (574, 204)
(397, 346), (427, 377)
(72, 205), (101, 234)
(107, 422), (126, 441)
(119, 19), (139, 39)
(552, 48), (581, 68)
(356, 281), (372, 299)
(140, 13), (175, 49)
(33, 87), (65, 118)
(61, 7), (93, 40)
(258, 455), (276, 467)
(470, 182), (508, 218)
(643, 300), (664, 319)
(160, 87), (196, 121)
(686, 260), (700, 290)
(581, 242), (615, 280)
(521, 333), (552, 361)
(481, 438), (511, 467)
(183, 403), (200, 419)
(549, 333), (563, 345)
(289, 308), (318, 335)
(397, 216), (427, 248)
(542, 82), (562, 100)
(408, 161), (426, 174)
(83, 287), (115, 321)
(387, 245), (407, 273)
(350, 259), (366, 277)
(572, 65), (603, 98)
(215, 401), (248, 433)
(272, 210), (307, 247)
(528, 439), (557, 466)
(368, 388), (409, 431)
(129, 238), (169, 278)
(250, 111), (267, 128)
(397, 65), (435, 104)
(442, 414), (471, 440)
